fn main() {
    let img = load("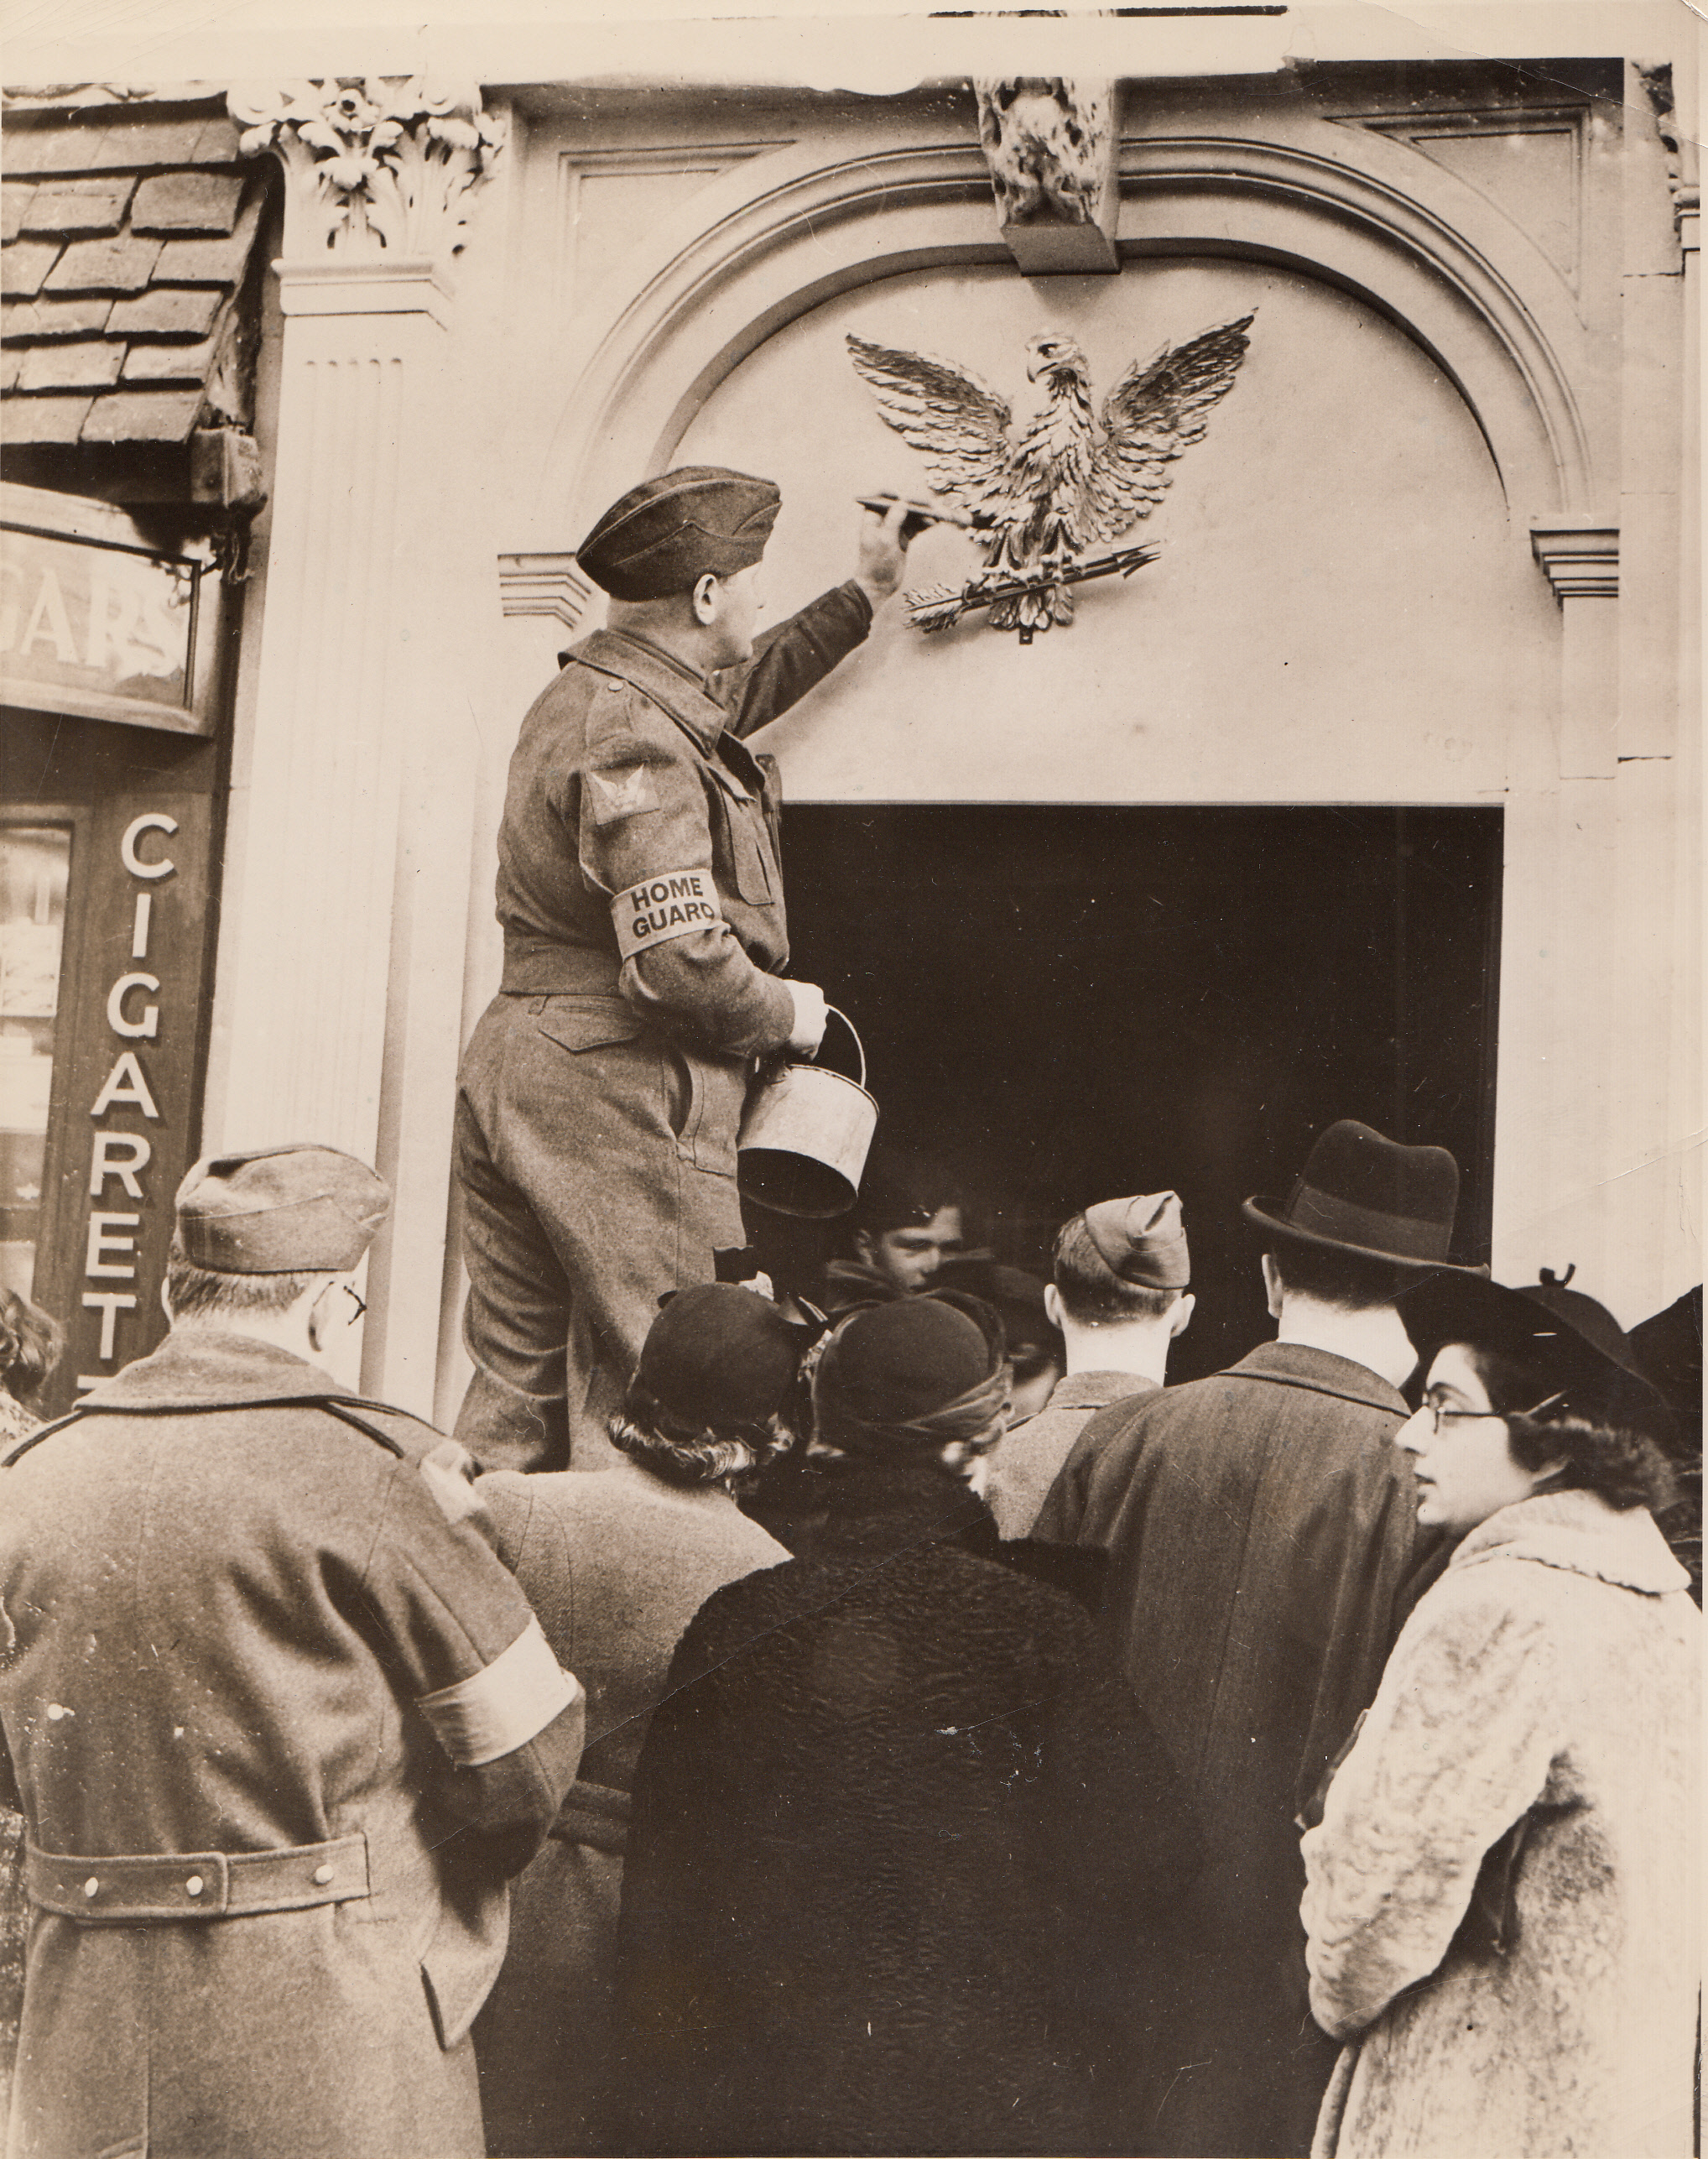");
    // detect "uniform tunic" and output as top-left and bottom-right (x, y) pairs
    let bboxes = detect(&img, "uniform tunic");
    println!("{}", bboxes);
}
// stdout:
(455, 586), (872, 1471)
(1034, 1342), (1446, 2159)
(0, 1332), (586, 2159)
